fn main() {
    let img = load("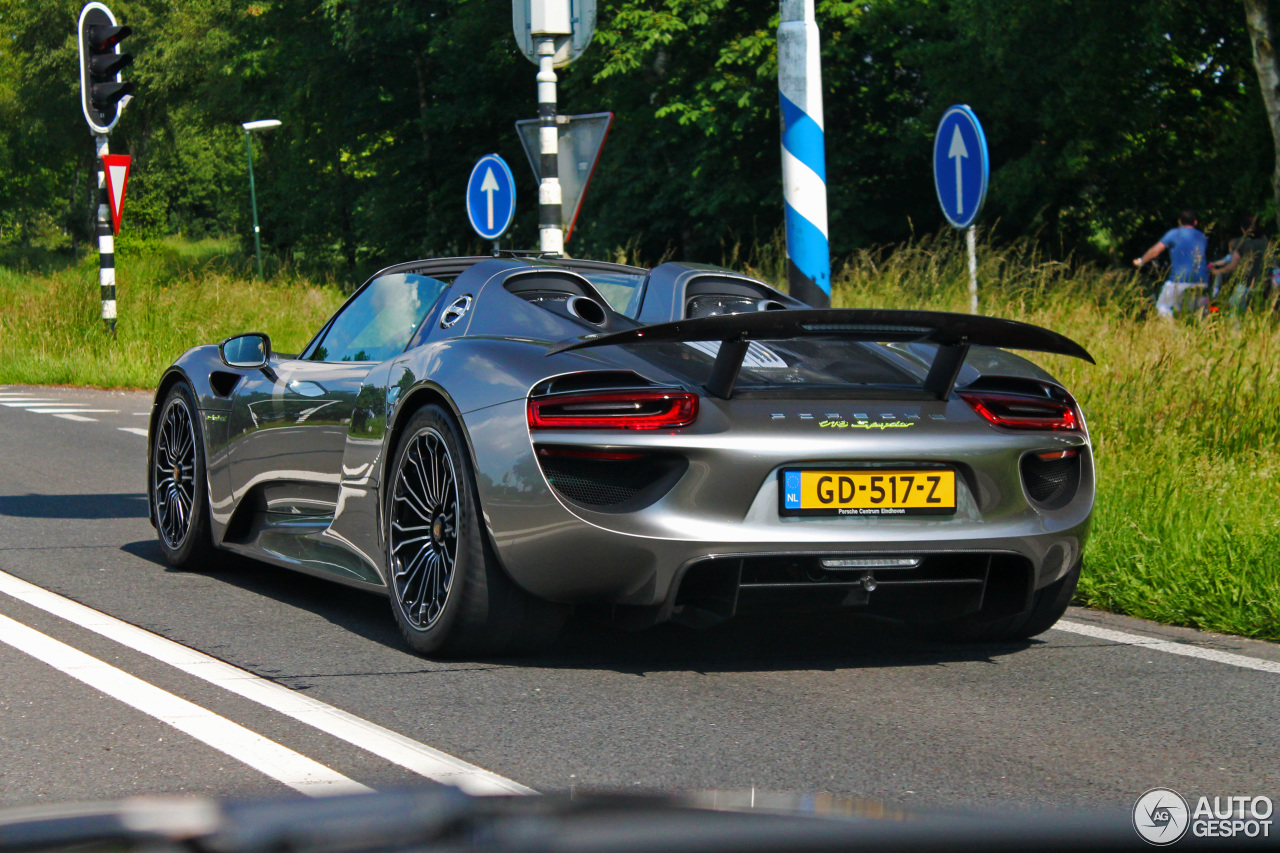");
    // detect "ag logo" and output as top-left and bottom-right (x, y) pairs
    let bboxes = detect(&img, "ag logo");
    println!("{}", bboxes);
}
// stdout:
(1133, 788), (1190, 845)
